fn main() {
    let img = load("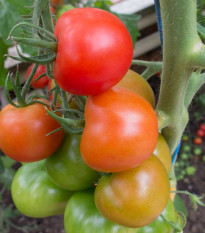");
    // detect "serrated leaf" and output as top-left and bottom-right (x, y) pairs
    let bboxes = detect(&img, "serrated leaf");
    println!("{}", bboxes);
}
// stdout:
(174, 194), (188, 217)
